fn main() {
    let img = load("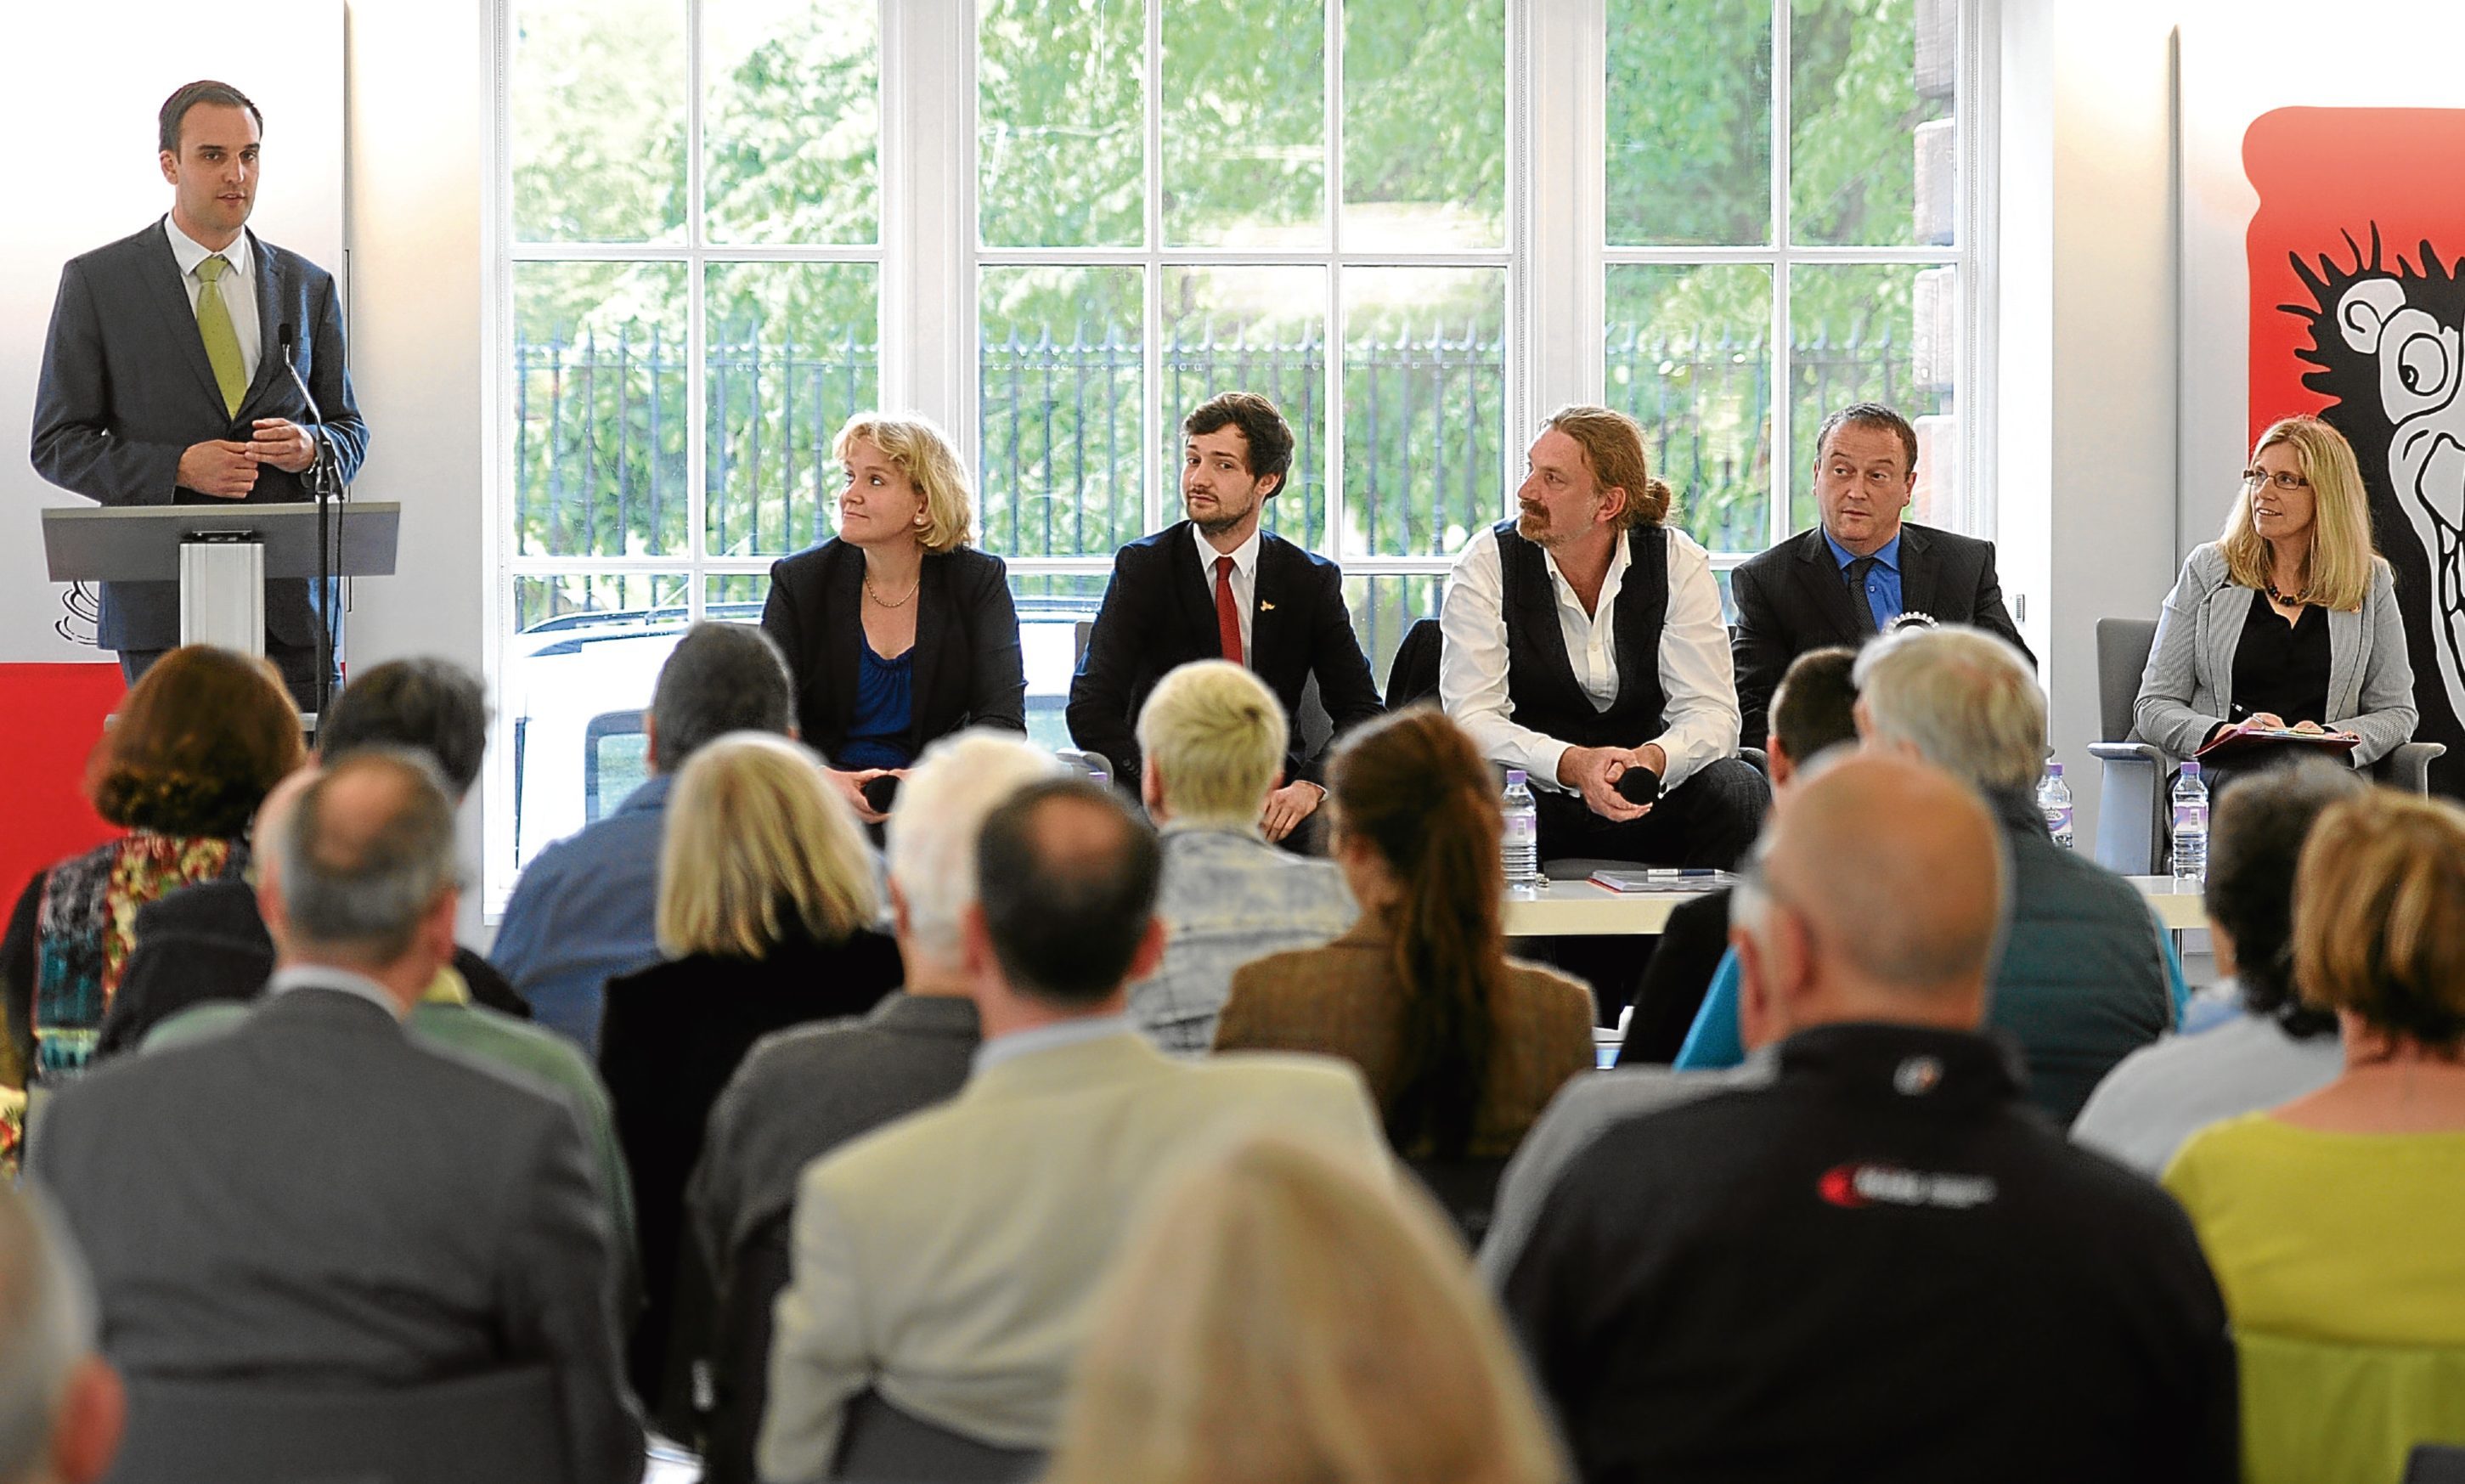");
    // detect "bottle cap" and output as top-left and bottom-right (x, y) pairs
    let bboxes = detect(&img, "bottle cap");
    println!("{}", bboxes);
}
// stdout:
(2182, 761), (2201, 778)
(1505, 768), (1526, 787)
(2046, 762), (2062, 777)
